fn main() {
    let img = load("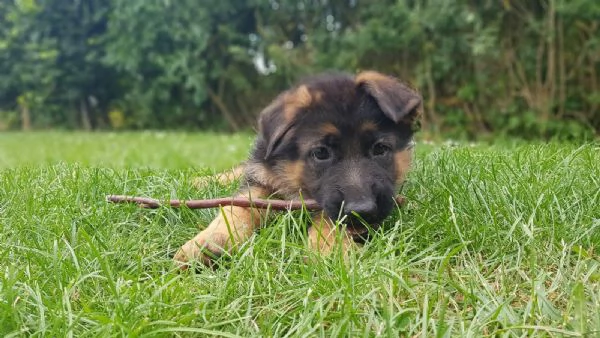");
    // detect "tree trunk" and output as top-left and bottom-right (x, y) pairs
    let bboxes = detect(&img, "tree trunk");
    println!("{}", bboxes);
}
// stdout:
(20, 102), (31, 131)
(80, 98), (92, 131)
(424, 56), (438, 131)
(207, 87), (240, 132)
